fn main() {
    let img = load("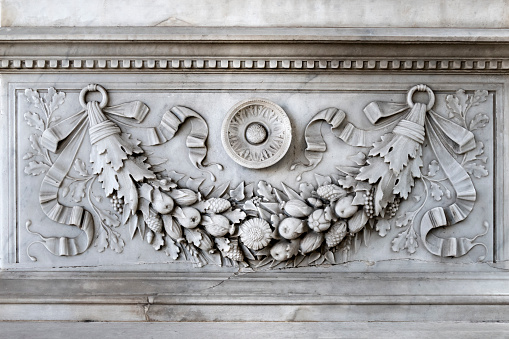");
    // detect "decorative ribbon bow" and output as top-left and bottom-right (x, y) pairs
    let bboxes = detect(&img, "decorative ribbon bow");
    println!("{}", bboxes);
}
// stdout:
(293, 84), (485, 258)
(28, 84), (217, 259)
